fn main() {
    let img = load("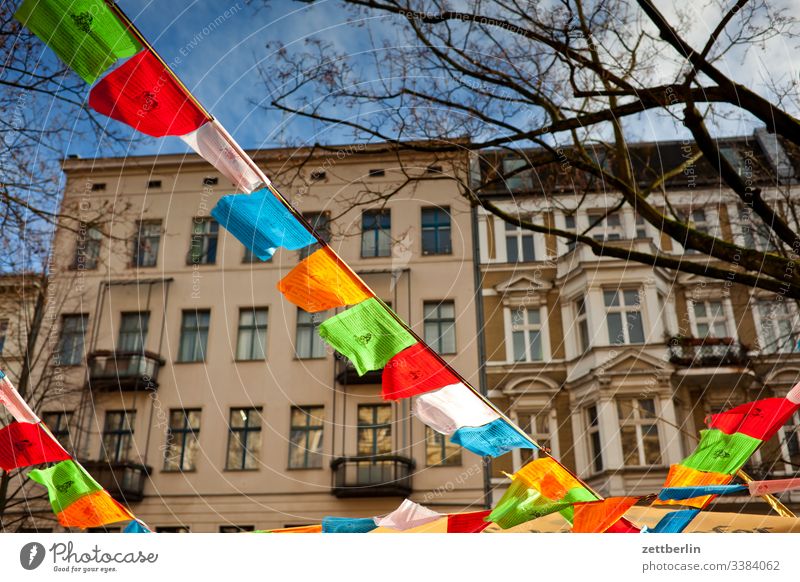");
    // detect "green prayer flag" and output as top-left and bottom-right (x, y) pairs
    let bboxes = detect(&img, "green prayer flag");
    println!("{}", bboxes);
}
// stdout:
(488, 479), (573, 529)
(557, 486), (597, 523)
(680, 429), (761, 475)
(28, 460), (103, 513)
(15, 0), (141, 84)
(318, 298), (416, 376)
